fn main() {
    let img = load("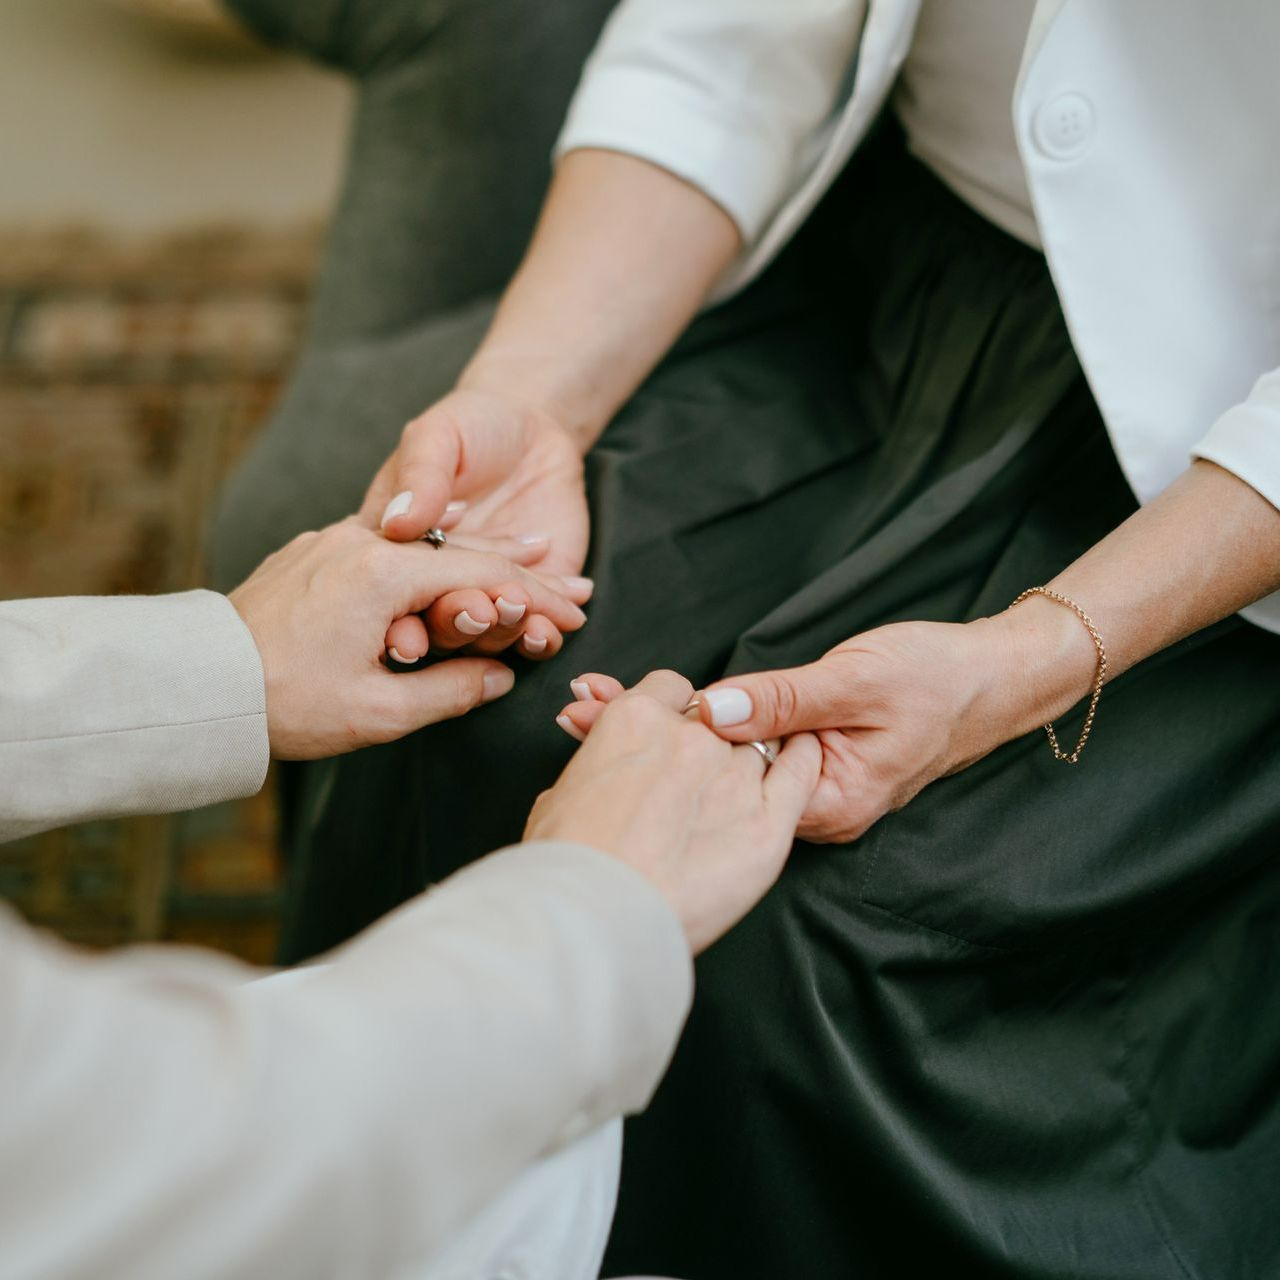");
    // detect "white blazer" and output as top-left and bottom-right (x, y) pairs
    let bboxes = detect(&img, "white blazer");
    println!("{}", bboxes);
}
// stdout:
(0, 590), (691, 1279)
(559, 0), (1280, 632)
